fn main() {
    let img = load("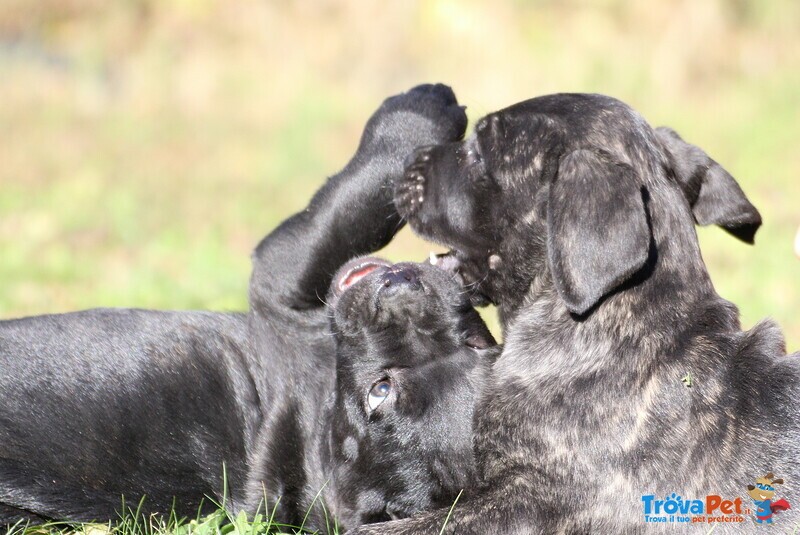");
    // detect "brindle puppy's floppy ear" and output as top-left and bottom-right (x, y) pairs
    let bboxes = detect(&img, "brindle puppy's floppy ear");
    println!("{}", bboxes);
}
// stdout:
(547, 149), (651, 316)
(656, 127), (761, 243)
